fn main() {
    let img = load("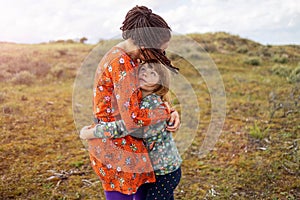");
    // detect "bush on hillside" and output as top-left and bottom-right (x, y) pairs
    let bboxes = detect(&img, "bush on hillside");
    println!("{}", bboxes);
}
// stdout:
(80, 37), (88, 44)
(271, 64), (291, 77)
(0, 92), (6, 103)
(236, 45), (249, 54)
(259, 46), (272, 57)
(31, 61), (52, 76)
(3, 56), (51, 77)
(272, 54), (289, 64)
(57, 49), (68, 56)
(244, 57), (261, 66)
(202, 43), (217, 53)
(11, 71), (35, 85)
(49, 64), (65, 79)
(288, 65), (300, 83)
(0, 70), (13, 82)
